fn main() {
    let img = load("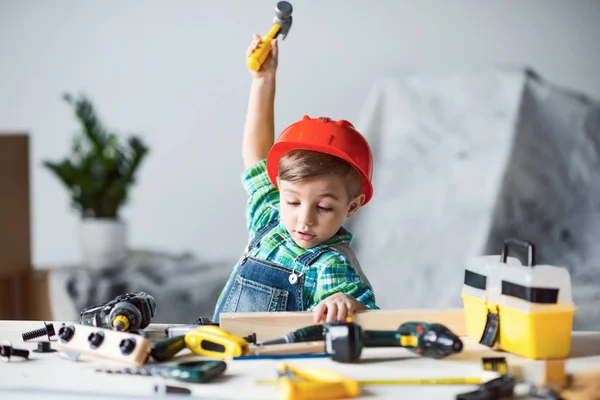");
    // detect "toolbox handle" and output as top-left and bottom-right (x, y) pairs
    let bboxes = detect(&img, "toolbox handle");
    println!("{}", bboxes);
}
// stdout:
(500, 238), (535, 266)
